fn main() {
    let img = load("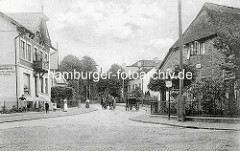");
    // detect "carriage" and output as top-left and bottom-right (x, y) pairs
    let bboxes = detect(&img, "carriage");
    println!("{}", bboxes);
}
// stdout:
(101, 94), (116, 110)
(125, 96), (140, 111)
